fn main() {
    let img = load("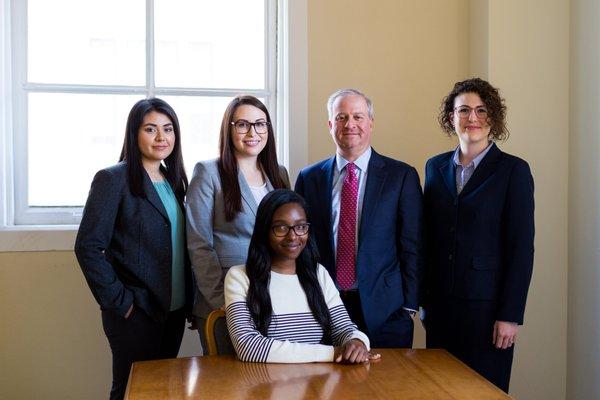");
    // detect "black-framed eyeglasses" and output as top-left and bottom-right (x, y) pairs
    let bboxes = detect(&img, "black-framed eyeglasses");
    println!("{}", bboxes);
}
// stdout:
(271, 223), (310, 237)
(231, 119), (270, 134)
(454, 106), (488, 119)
